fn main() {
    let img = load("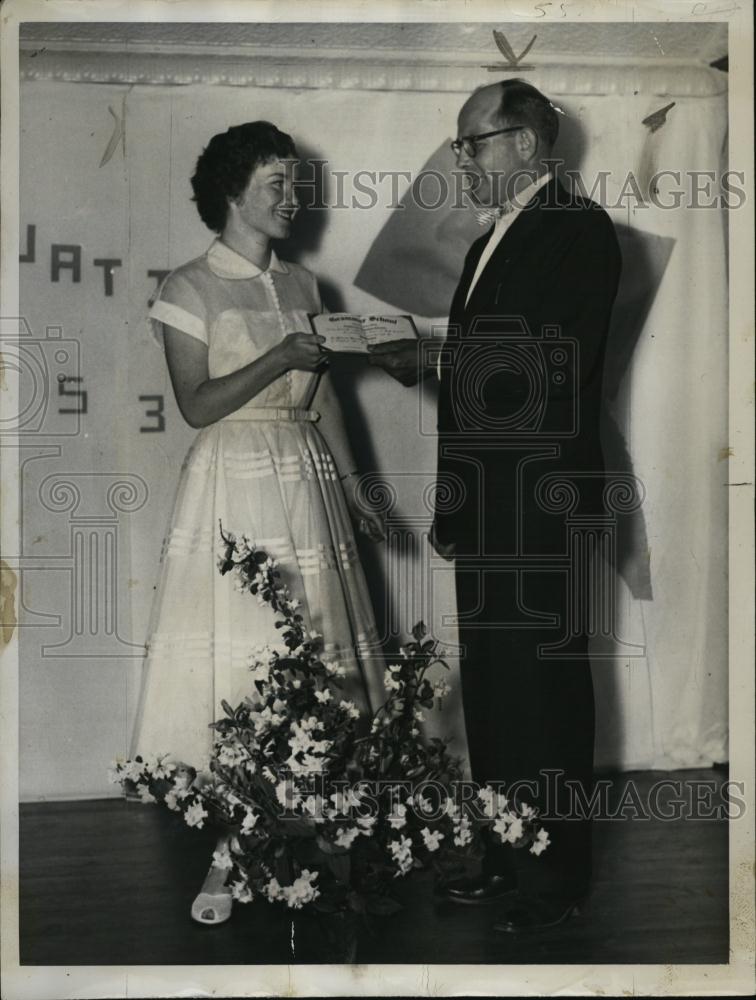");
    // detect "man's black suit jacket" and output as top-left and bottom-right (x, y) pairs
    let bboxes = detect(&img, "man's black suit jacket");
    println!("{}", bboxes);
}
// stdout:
(434, 178), (622, 554)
